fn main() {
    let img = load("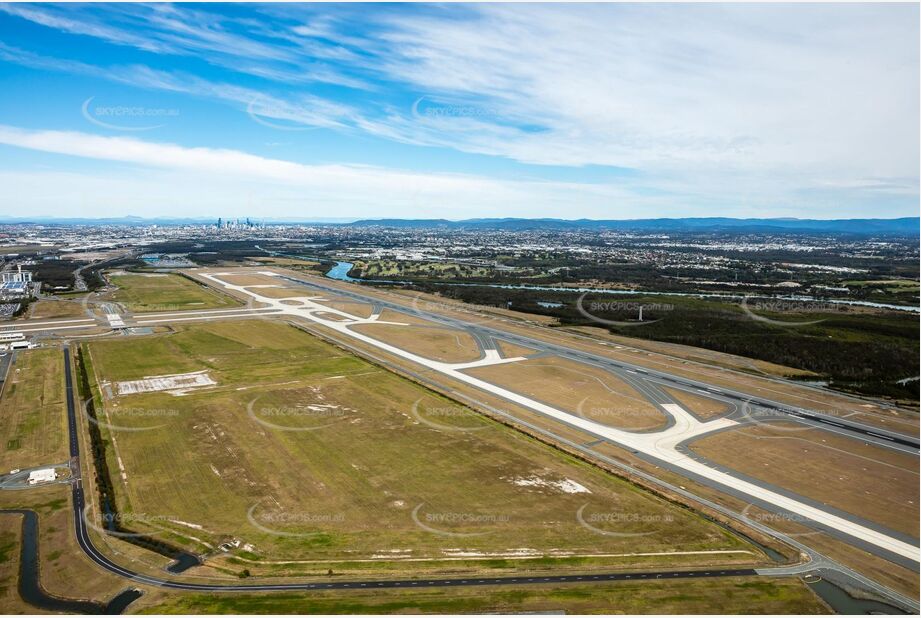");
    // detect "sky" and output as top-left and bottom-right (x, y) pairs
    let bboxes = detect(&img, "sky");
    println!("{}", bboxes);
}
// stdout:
(0, 2), (917, 221)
